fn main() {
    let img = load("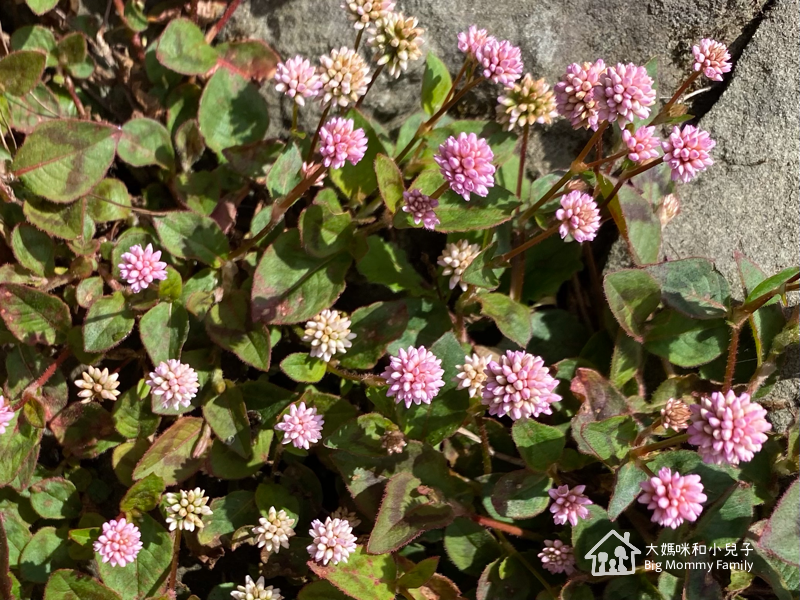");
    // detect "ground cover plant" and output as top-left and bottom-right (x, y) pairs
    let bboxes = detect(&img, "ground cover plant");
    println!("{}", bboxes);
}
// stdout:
(0, 1), (798, 599)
